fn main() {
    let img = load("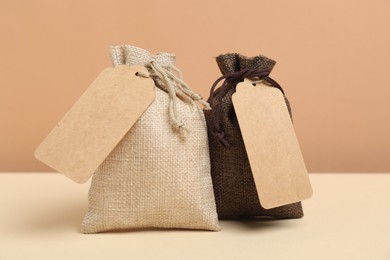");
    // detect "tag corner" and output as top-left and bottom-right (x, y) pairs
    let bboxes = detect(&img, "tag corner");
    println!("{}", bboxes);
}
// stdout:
(306, 186), (314, 199)
(235, 81), (249, 94)
(62, 167), (93, 184)
(130, 64), (149, 73)
(73, 175), (91, 184)
(33, 146), (47, 165)
(259, 201), (274, 210)
(33, 147), (41, 160)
